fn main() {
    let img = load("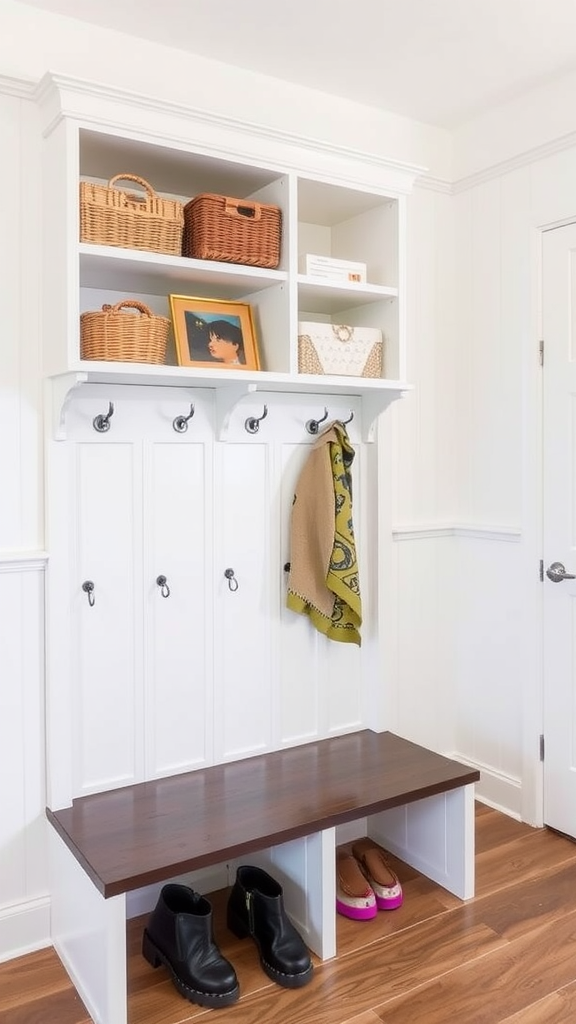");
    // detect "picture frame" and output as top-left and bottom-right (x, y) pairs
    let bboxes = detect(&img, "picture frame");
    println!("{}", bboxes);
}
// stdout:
(169, 295), (261, 370)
